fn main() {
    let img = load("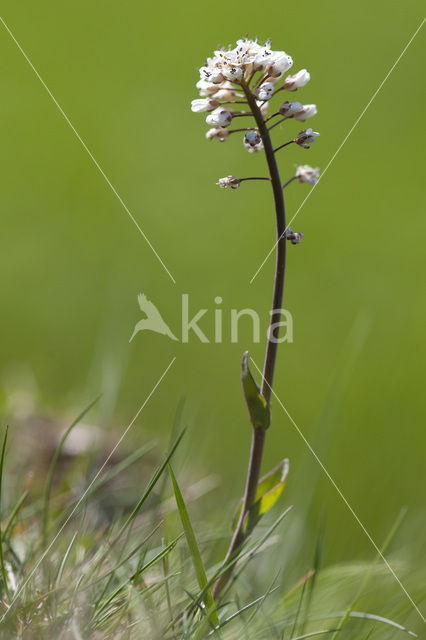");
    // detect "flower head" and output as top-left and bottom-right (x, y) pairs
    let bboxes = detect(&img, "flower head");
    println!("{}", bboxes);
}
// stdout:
(296, 165), (320, 185)
(283, 69), (310, 91)
(295, 128), (320, 149)
(244, 130), (263, 153)
(216, 175), (241, 189)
